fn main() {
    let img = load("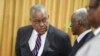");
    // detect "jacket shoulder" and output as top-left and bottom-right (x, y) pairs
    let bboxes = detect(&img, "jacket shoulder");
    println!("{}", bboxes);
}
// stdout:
(49, 25), (69, 38)
(18, 25), (33, 31)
